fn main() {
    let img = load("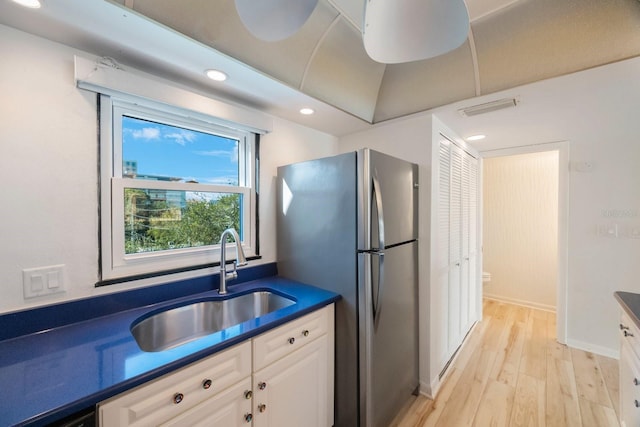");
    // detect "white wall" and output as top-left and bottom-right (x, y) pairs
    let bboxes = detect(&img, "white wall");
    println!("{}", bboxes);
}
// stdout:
(341, 102), (640, 358)
(566, 124), (640, 356)
(482, 151), (559, 311)
(0, 25), (338, 314)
